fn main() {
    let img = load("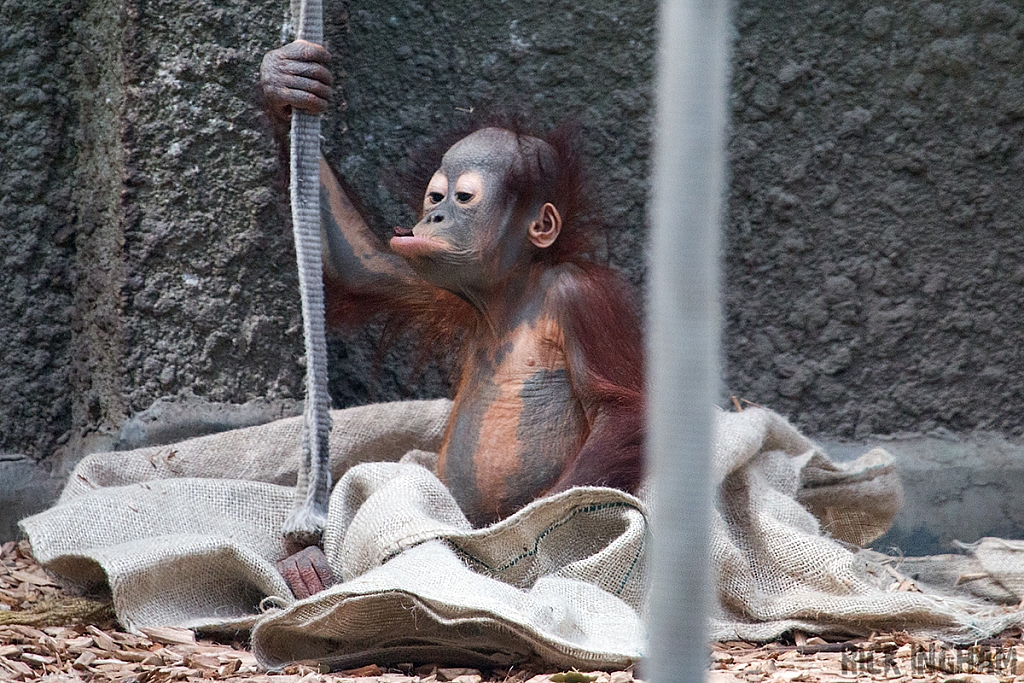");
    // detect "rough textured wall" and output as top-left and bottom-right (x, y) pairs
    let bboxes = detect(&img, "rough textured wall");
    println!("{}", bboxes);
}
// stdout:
(320, 0), (656, 406)
(724, 0), (1024, 439)
(0, 2), (77, 460)
(3, 0), (1024, 543)
(68, 0), (130, 457)
(0, 0), (657, 455)
(116, 0), (305, 425)
(68, 0), (659, 420)
(321, 0), (654, 285)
